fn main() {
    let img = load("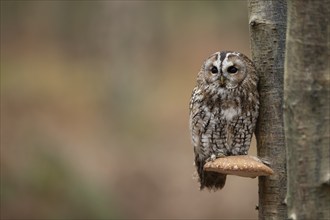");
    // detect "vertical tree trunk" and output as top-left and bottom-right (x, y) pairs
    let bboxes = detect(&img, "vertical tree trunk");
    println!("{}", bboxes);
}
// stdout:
(284, 0), (330, 219)
(248, 1), (287, 219)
